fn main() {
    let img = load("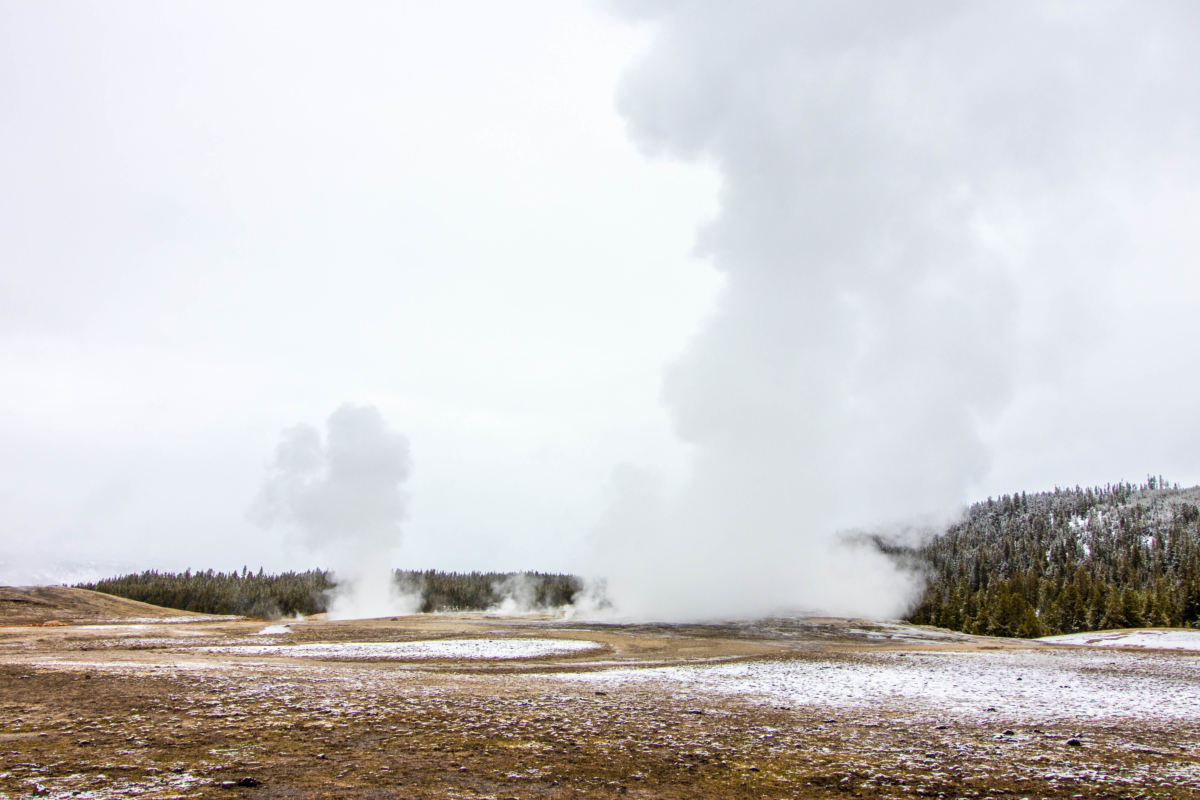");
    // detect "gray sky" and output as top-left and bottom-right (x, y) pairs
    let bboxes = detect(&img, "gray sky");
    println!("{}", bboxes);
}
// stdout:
(3, 1), (1199, 589)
